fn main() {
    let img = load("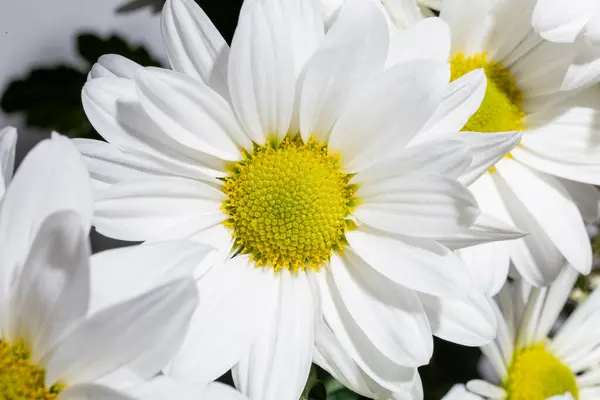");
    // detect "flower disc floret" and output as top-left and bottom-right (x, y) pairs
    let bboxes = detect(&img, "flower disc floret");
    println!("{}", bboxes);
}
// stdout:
(503, 343), (578, 400)
(0, 339), (66, 399)
(450, 53), (525, 133)
(222, 135), (358, 272)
